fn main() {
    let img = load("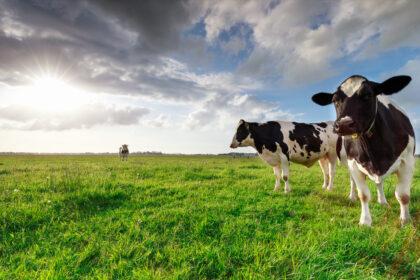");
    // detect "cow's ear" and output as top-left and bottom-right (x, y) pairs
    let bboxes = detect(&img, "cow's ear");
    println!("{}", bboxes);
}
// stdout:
(311, 92), (333, 106)
(377, 75), (411, 95)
